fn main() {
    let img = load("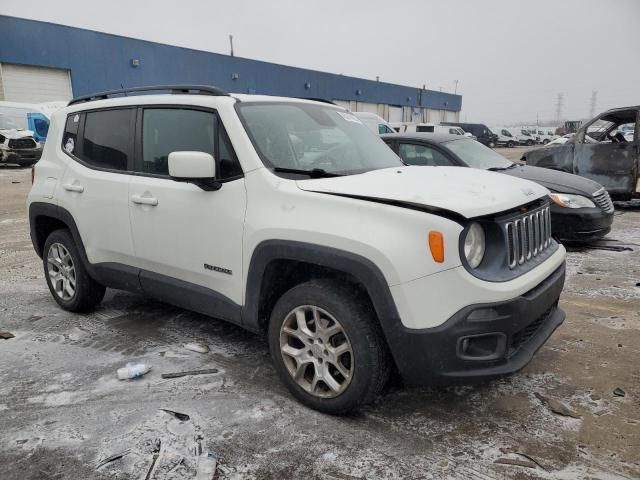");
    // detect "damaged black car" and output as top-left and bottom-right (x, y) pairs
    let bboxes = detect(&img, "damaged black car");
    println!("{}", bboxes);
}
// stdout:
(381, 133), (614, 242)
(522, 106), (639, 201)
